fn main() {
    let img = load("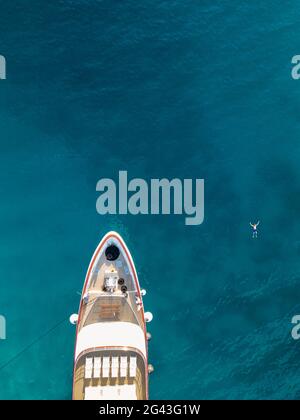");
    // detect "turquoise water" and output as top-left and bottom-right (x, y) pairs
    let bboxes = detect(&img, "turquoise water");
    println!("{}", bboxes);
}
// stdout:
(1, 0), (300, 399)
